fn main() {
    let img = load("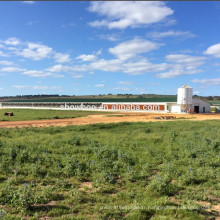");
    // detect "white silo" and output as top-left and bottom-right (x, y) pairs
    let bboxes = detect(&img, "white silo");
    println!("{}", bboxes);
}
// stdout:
(177, 84), (193, 112)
